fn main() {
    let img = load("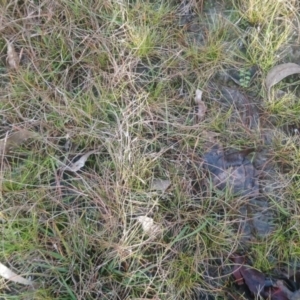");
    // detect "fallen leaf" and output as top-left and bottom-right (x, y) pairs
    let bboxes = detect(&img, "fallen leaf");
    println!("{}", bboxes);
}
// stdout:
(203, 145), (258, 196)
(0, 262), (33, 286)
(136, 216), (160, 235)
(64, 134), (71, 151)
(274, 281), (292, 300)
(232, 255), (245, 286)
(266, 63), (300, 93)
(5, 39), (20, 70)
(0, 211), (7, 222)
(64, 150), (98, 172)
(0, 130), (37, 154)
(231, 255), (291, 299)
(231, 255), (268, 297)
(150, 179), (171, 192)
(194, 89), (207, 121)
(240, 266), (266, 296)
